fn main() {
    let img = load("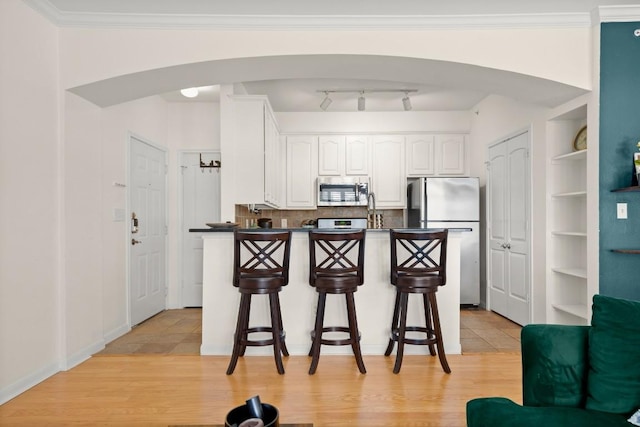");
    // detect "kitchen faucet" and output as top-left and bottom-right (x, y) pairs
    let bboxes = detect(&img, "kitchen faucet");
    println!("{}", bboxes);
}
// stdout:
(367, 192), (377, 228)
